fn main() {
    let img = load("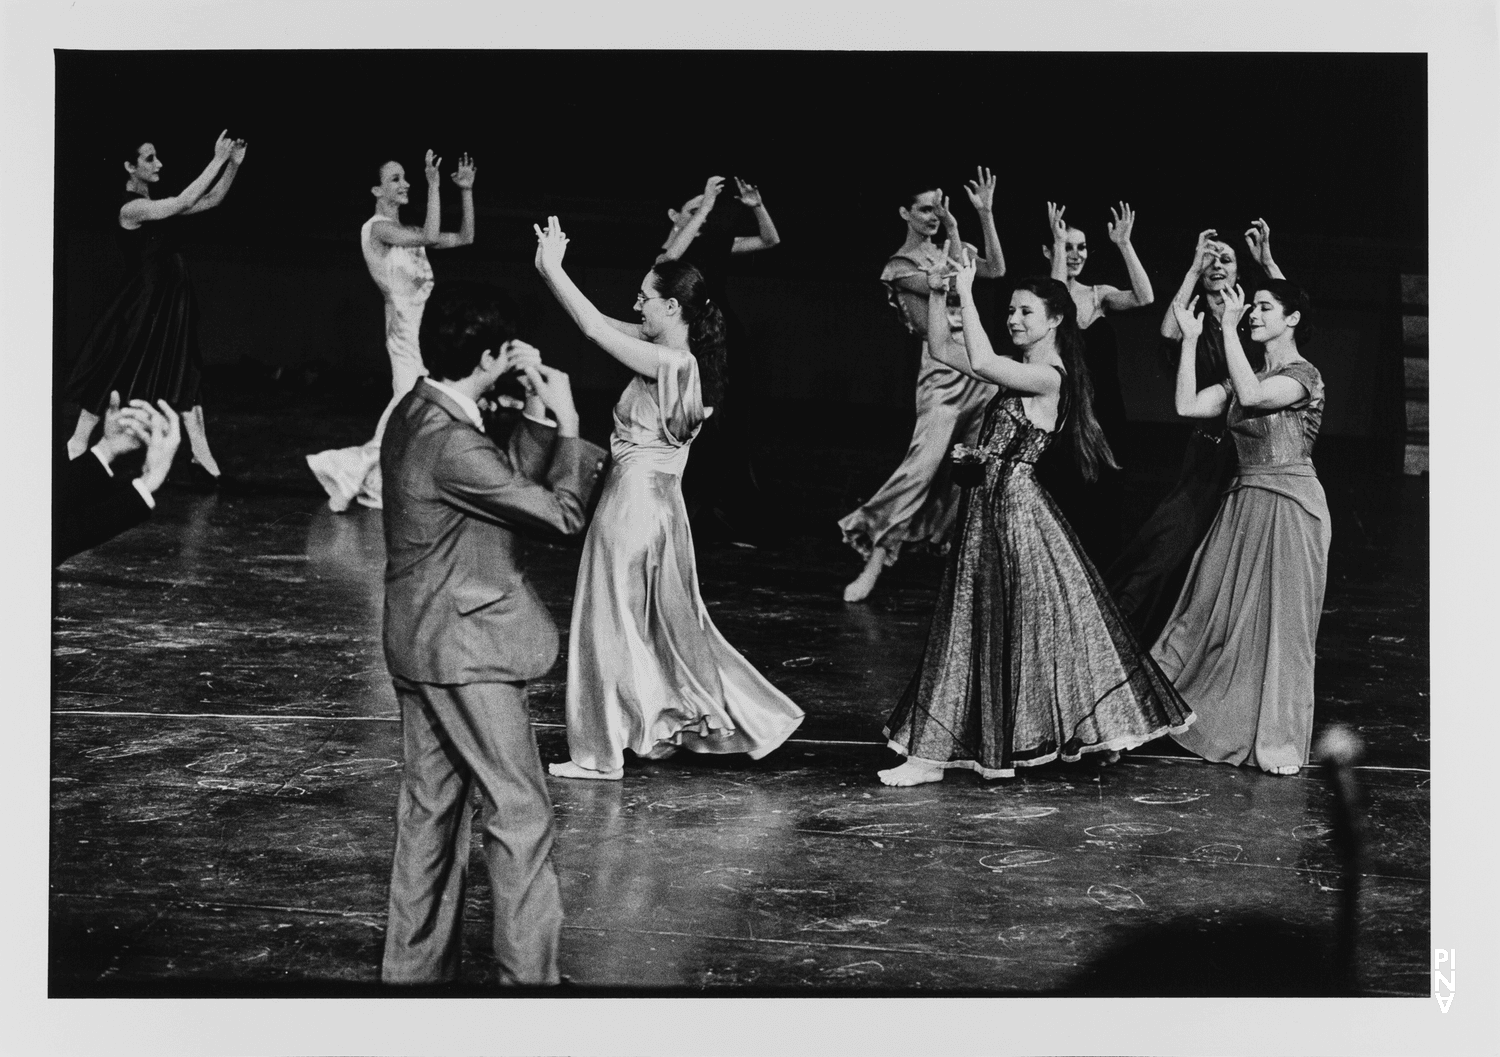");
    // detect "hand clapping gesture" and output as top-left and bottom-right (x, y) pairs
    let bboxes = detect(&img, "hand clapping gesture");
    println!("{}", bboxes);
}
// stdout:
(94, 390), (154, 463)
(1219, 284), (1250, 329)
(1171, 296), (1205, 342)
(451, 153), (477, 190)
(964, 167), (997, 213)
(733, 176), (763, 209)
(1244, 217), (1273, 267)
(1046, 201), (1069, 243)
(424, 149), (443, 184)
(1107, 201), (1137, 246)
(533, 215), (570, 273)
